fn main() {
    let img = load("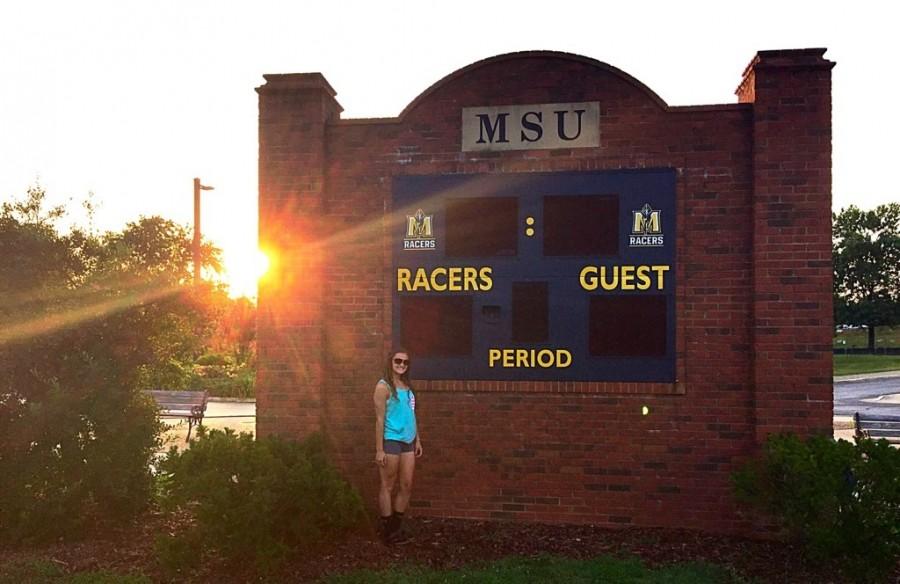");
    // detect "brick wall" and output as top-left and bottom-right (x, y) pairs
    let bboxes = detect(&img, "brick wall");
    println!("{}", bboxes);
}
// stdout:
(256, 50), (834, 534)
